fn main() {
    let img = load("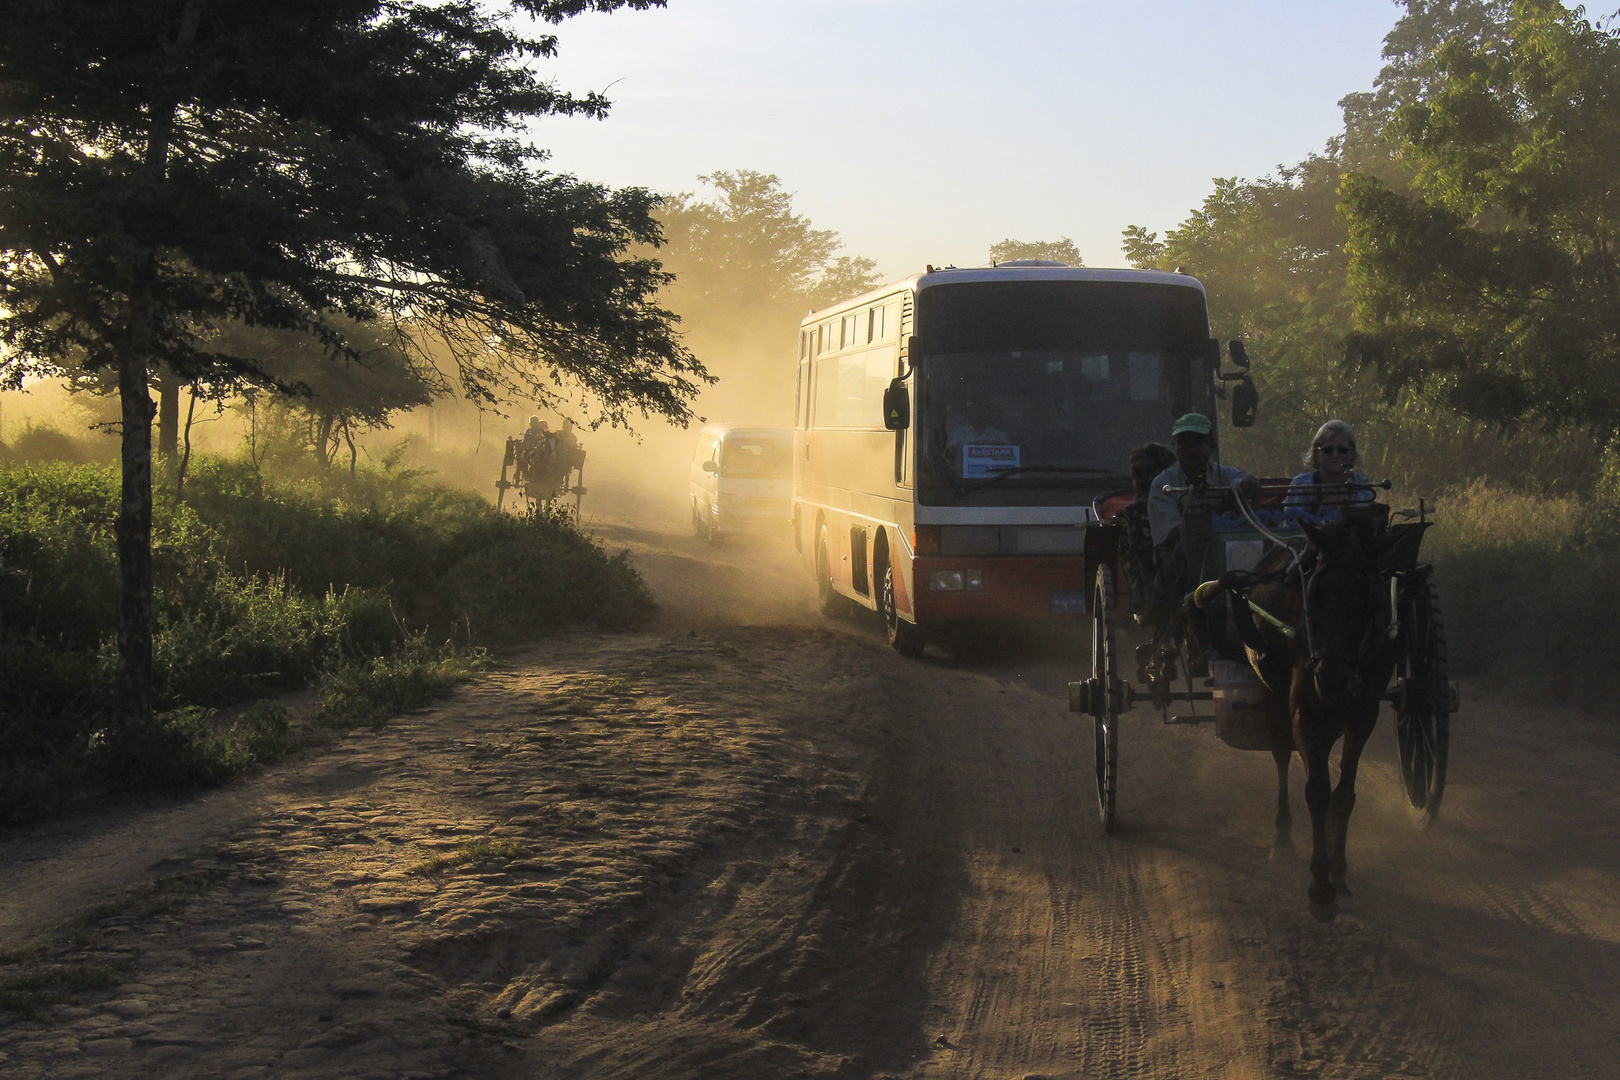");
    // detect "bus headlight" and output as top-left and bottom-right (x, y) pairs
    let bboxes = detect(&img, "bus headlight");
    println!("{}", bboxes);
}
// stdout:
(929, 569), (983, 591)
